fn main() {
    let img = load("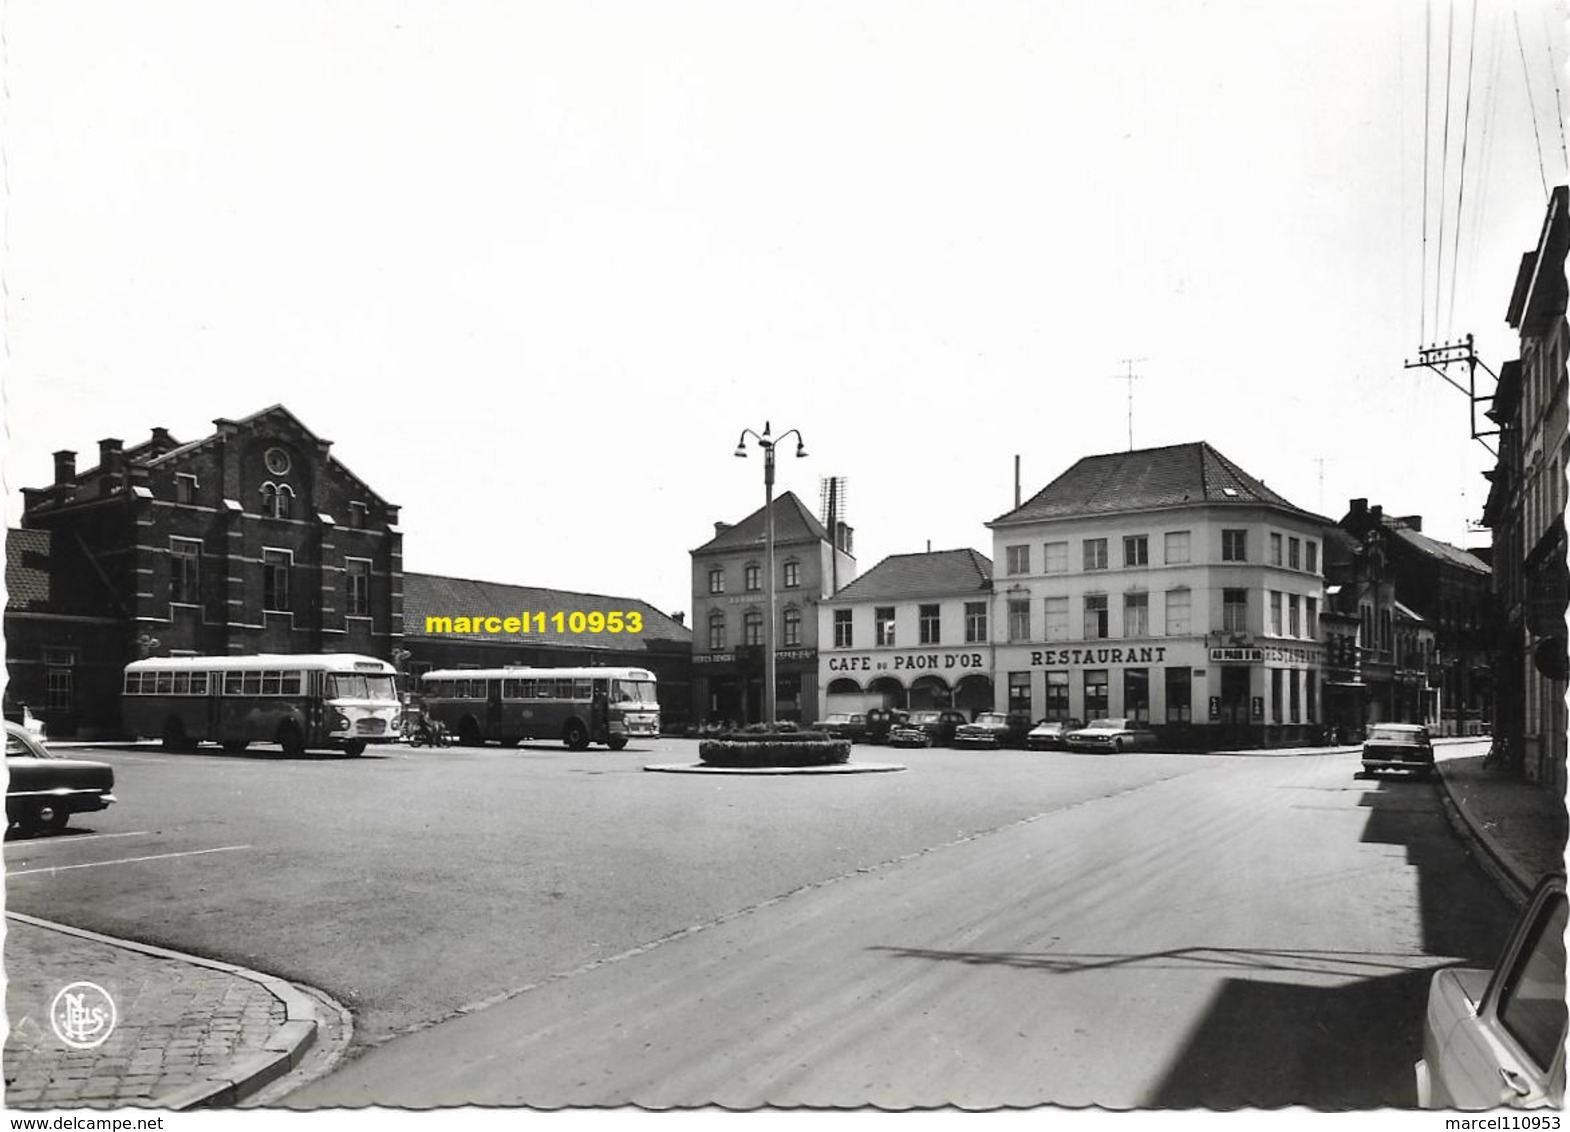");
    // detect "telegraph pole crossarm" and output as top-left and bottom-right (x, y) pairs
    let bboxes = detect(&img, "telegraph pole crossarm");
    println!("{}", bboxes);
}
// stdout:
(1403, 334), (1500, 456)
